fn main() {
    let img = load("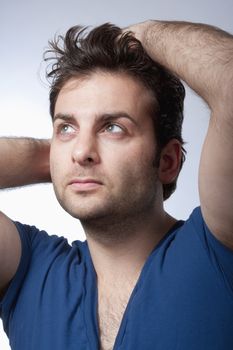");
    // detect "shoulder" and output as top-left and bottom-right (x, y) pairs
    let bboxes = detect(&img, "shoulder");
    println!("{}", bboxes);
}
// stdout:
(168, 207), (233, 269)
(14, 221), (87, 265)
